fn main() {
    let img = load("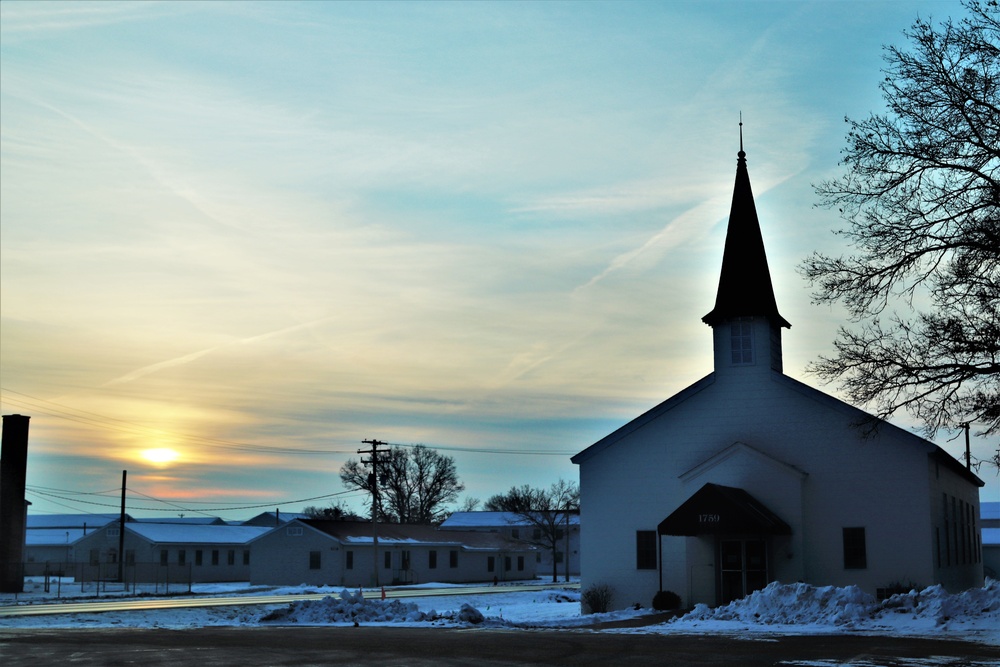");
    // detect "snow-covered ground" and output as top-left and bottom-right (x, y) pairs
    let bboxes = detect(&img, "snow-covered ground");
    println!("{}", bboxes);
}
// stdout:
(1, 577), (998, 648)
